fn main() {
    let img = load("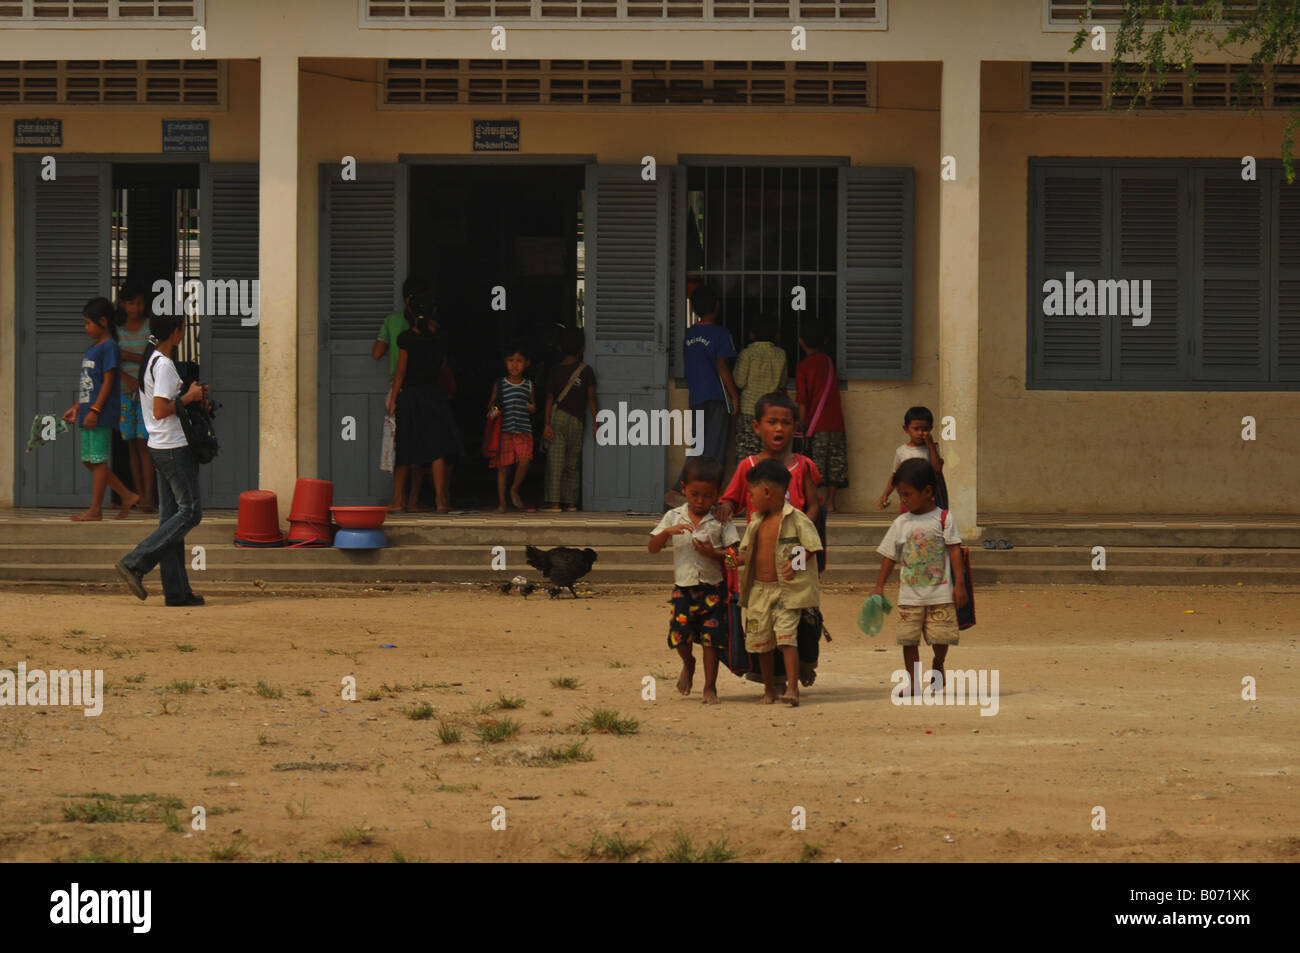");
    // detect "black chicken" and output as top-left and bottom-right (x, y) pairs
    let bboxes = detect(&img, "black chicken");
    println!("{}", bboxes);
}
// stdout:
(524, 545), (598, 599)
